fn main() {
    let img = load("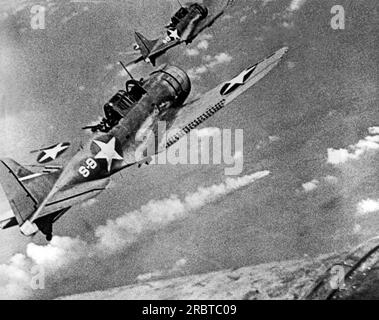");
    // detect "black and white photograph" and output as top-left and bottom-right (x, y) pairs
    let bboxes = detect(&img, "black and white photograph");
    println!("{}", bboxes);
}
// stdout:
(0, 0), (378, 304)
